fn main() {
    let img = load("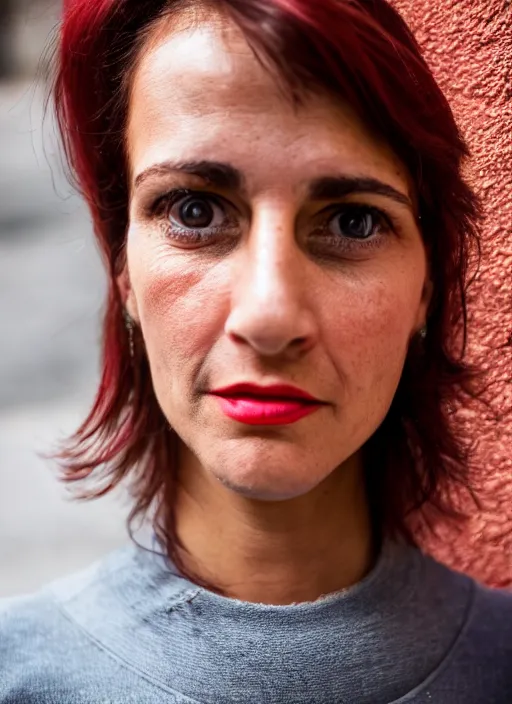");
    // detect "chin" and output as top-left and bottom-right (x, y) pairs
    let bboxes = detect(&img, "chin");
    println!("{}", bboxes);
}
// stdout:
(210, 453), (327, 502)
(217, 476), (311, 501)
(187, 432), (348, 501)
